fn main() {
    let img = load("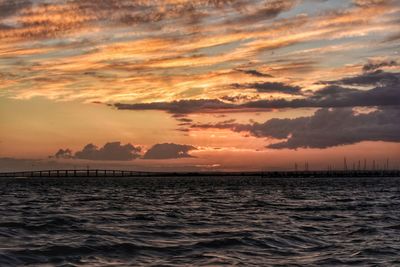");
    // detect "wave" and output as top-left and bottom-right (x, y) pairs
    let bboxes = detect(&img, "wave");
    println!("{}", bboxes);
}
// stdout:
(0, 176), (400, 266)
